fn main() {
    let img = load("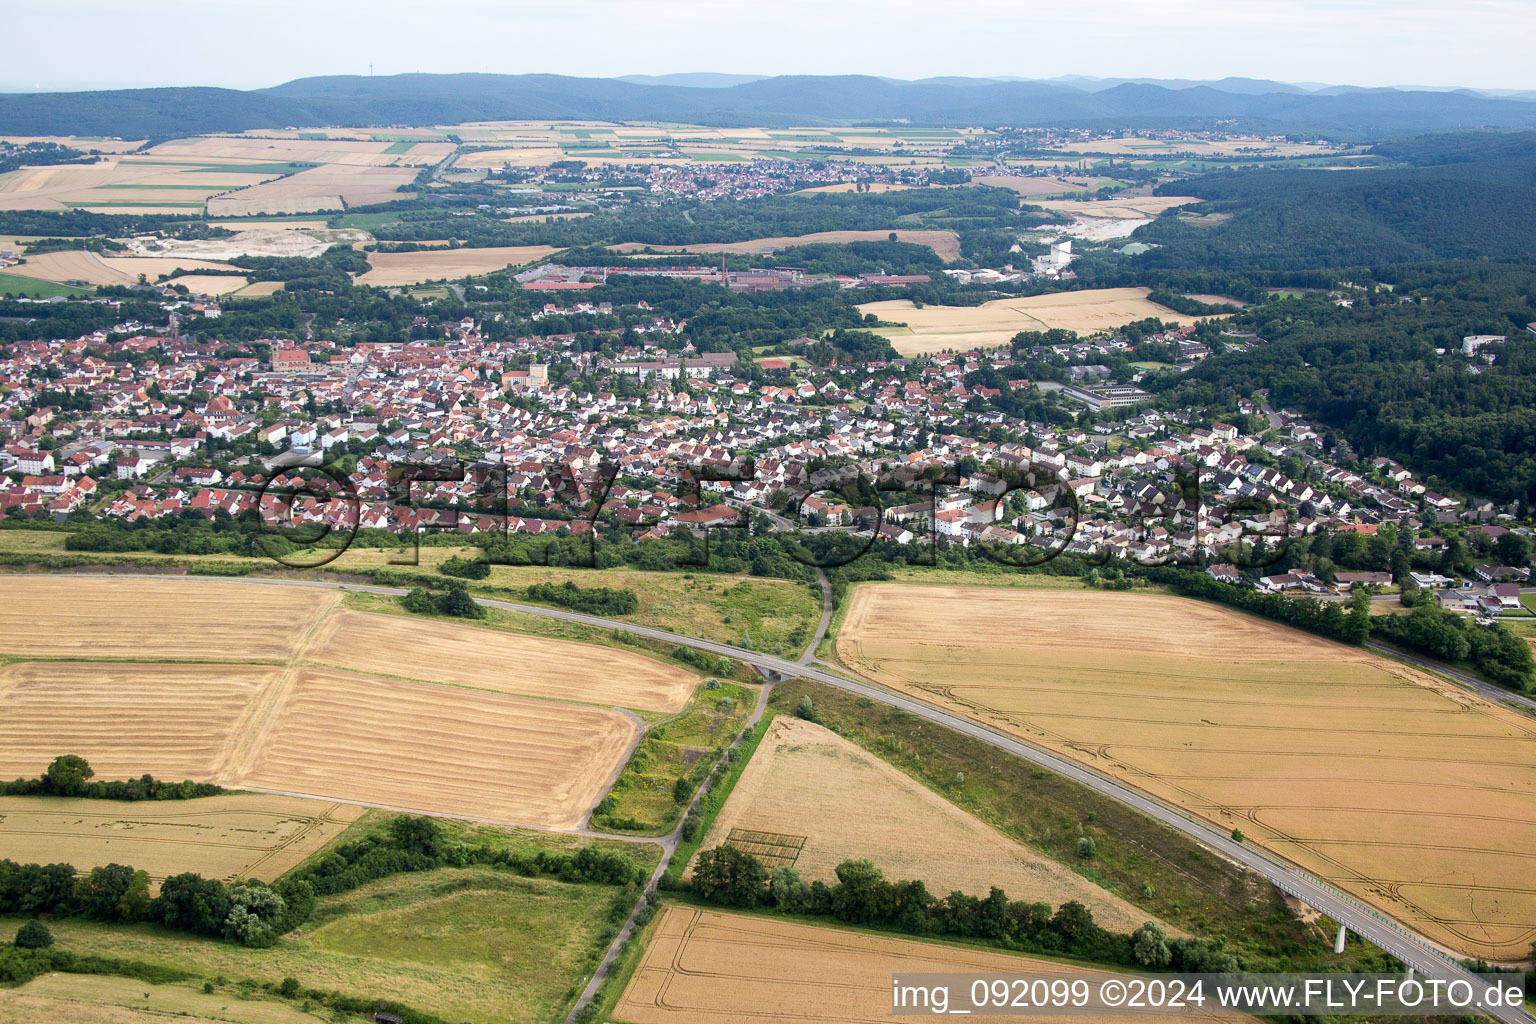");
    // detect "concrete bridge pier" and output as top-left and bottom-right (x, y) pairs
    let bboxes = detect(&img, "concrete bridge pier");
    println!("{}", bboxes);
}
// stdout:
(1334, 924), (1348, 954)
